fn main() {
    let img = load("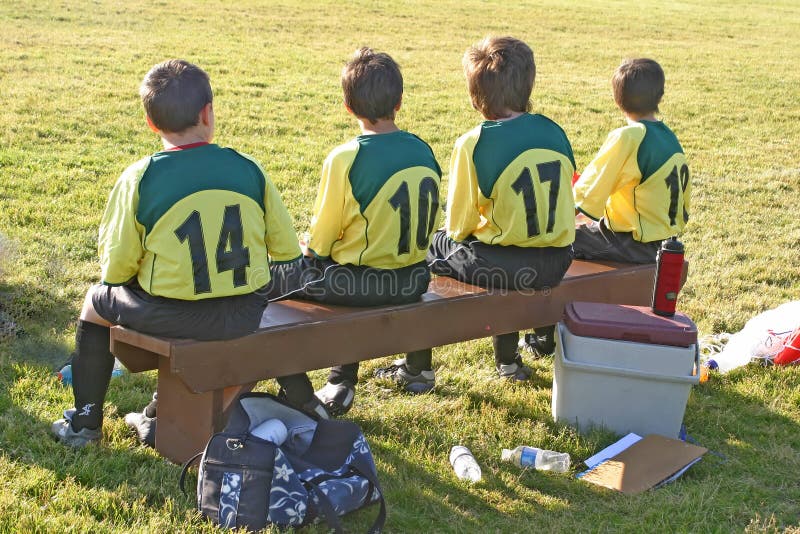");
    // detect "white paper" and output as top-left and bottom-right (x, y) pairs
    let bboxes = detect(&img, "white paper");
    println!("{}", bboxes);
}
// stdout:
(584, 433), (643, 468)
